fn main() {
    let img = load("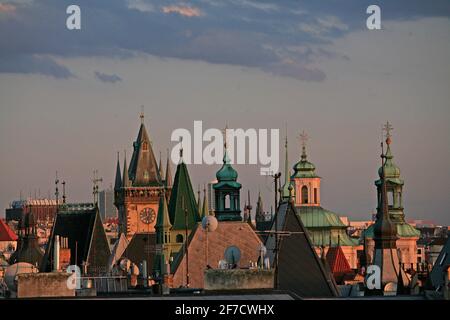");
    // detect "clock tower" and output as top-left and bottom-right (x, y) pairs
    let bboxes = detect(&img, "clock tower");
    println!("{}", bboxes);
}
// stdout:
(114, 112), (171, 240)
